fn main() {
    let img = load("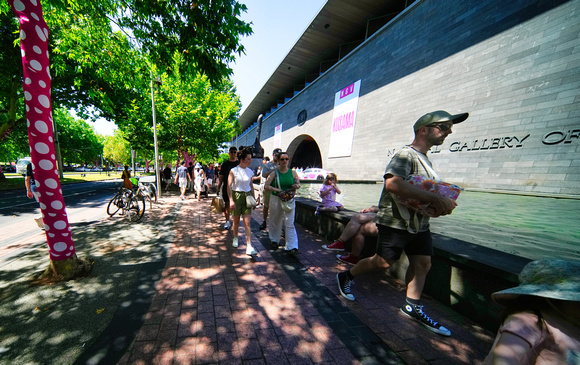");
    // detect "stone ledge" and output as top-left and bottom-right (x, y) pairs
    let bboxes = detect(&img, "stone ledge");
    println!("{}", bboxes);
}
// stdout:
(294, 197), (531, 331)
